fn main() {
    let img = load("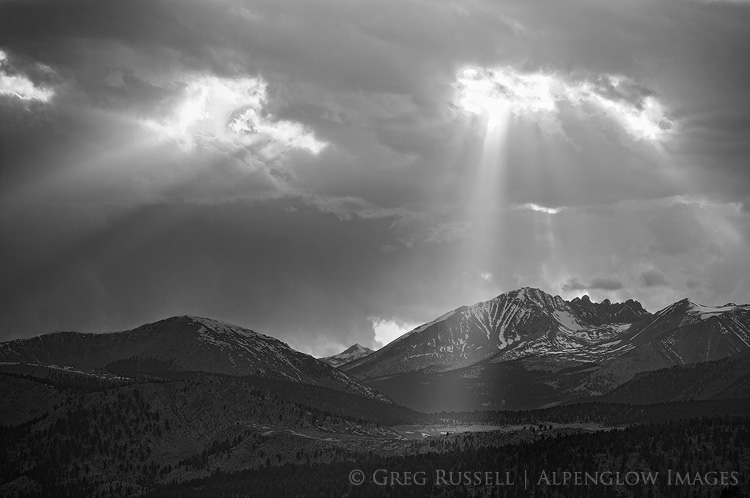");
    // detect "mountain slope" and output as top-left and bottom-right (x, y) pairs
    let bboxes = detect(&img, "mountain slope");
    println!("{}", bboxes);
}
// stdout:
(598, 354), (750, 404)
(320, 344), (374, 368)
(0, 316), (387, 401)
(342, 287), (649, 380)
(582, 299), (750, 393)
